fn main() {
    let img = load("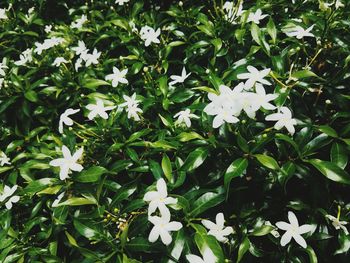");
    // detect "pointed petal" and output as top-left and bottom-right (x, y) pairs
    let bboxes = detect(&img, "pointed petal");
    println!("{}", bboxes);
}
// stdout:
(276, 221), (291, 230)
(61, 145), (71, 159)
(292, 233), (307, 248)
(148, 226), (160, 243)
(157, 178), (168, 198)
(298, 224), (313, 234)
(165, 221), (183, 231)
(288, 211), (299, 227)
(160, 229), (172, 245)
(280, 231), (292, 246)
(201, 219), (217, 230)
